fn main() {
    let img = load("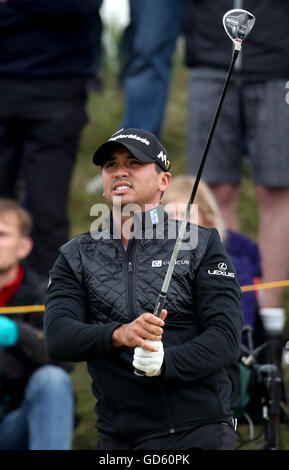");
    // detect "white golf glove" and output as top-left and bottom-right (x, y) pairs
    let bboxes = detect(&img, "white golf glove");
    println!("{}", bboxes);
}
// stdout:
(133, 340), (164, 377)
